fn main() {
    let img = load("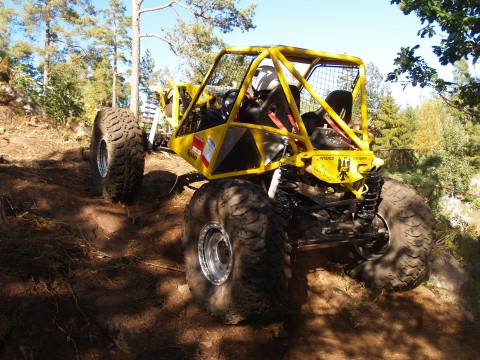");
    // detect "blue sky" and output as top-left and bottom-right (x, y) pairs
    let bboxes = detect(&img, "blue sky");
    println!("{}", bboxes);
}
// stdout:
(134, 0), (454, 107)
(6, 0), (458, 107)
